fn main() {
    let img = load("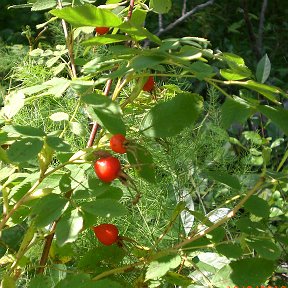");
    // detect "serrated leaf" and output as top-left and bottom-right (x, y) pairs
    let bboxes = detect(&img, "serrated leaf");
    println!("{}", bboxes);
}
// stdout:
(190, 61), (215, 80)
(258, 105), (288, 136)
(31, 0), (56, 11)
(32, 194), (69, 227)
(130, 55), (165, 71)
(140, 92), (203, 137)
(145, 254), (181, 280)
(56, 209), (83, 246)
(49, 112), (69, 121)
(256, 54), (271, 83)
(7, 138), (44, 163)
(246, 238), (281, 260)
(127, 143), (155, 183)
(203, 170), (241, 190)
(50, 4), (122, 27)
(81, 199), (127, 218)
(220, 67), (251, 80)
(149, 0), (172, 14)
(244, 195), (270, 218)
(82, 93), (126, 135)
